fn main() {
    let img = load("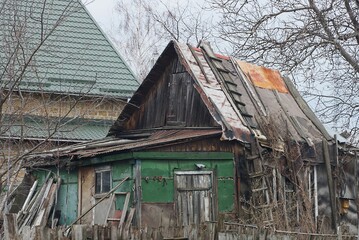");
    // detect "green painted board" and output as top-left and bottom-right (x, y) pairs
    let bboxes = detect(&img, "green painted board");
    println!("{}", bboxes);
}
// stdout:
(140, 156), (235, 212)
(217, 179), (235, 212)
(56, 181), (78, 225)
(30, 168), (78, 225)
